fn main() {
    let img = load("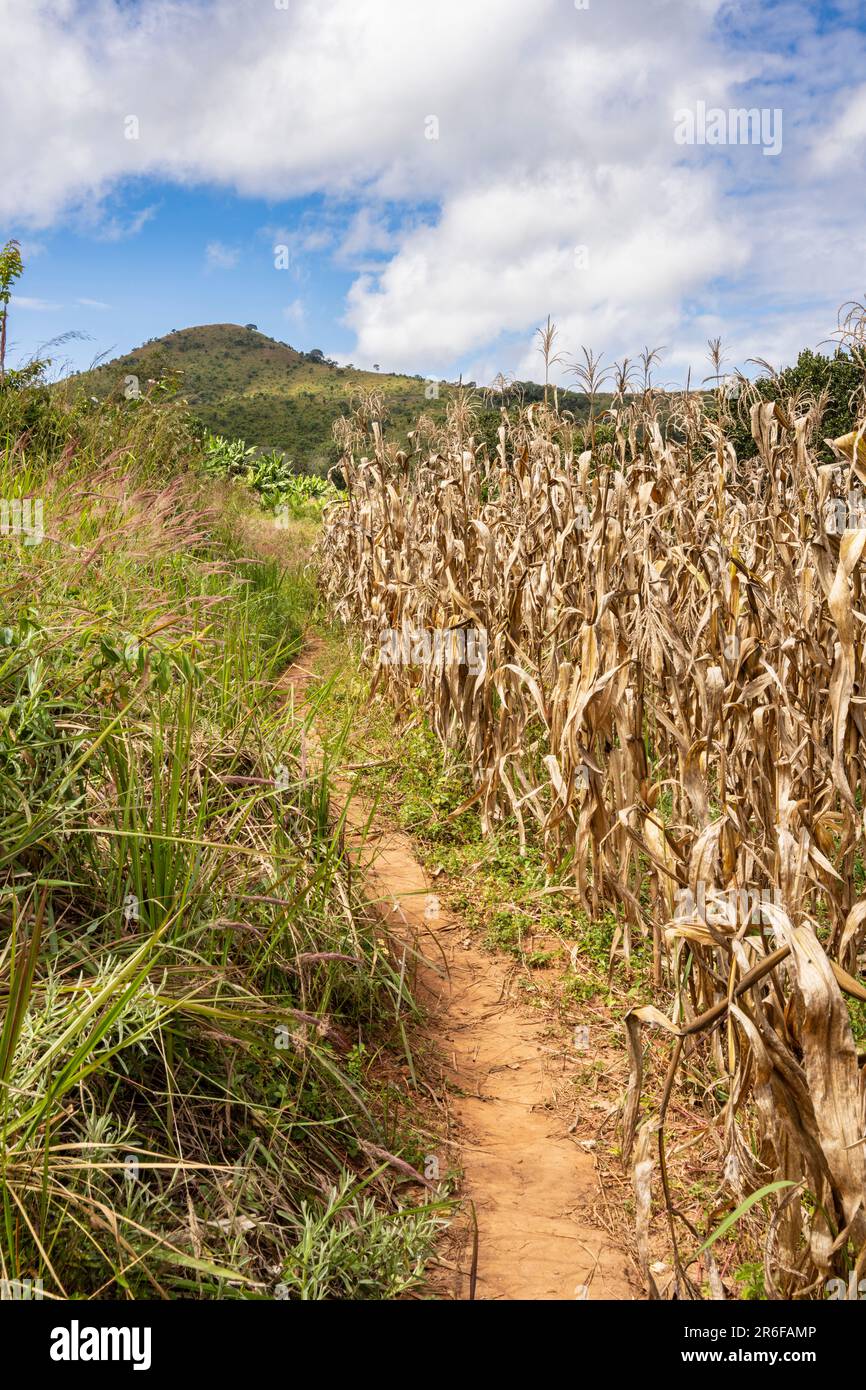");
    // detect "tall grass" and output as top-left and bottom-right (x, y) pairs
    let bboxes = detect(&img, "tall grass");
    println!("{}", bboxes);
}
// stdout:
(0, 380), (443, 1299)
